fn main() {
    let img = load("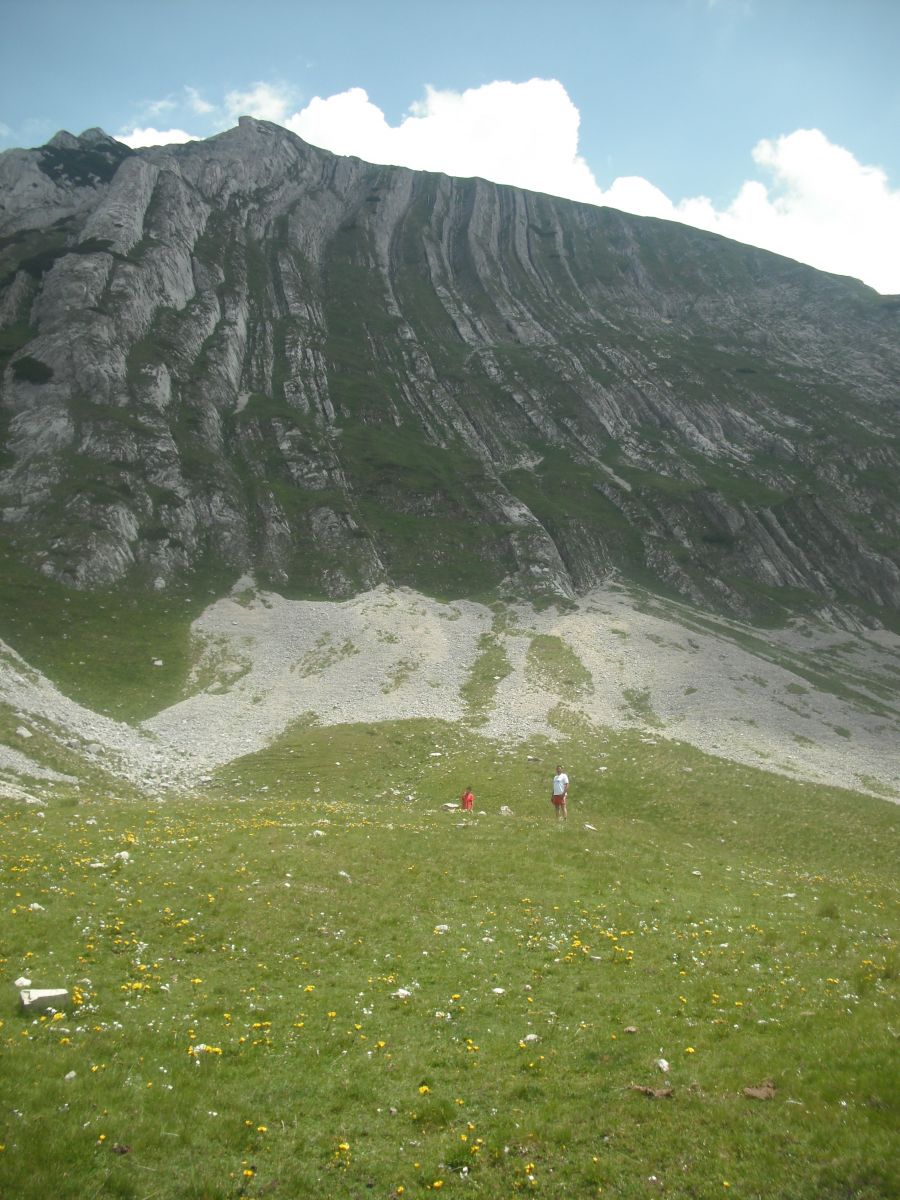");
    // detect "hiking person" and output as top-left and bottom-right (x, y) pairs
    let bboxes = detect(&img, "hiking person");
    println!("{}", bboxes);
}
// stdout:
(550, 765), (569, 821)
(460, 786), (475, 812)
